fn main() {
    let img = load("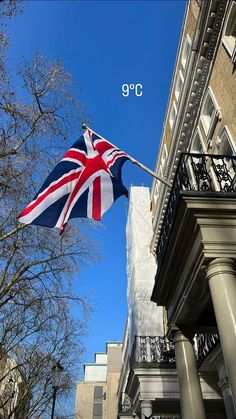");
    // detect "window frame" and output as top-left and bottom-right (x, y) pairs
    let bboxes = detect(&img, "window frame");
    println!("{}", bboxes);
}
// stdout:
(190, 128), (206, 154)
(200, 88), (221, 142)
(94, 385), (103, 402)
(175, 70), (184, 103)
(214, 126), (236, 155)
(181, 34), (192, 70)
(169, 101), (177, 130)
(93, 402), (103, 417)
(222, 1), (236, 62)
